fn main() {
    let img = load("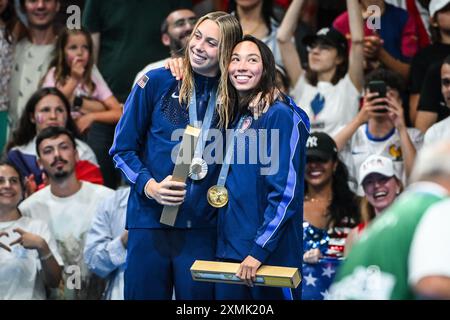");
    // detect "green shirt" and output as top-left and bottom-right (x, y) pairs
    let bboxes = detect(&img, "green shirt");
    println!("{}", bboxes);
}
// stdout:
(330, 185), (446, 300)
(82, 0), (190, 102)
